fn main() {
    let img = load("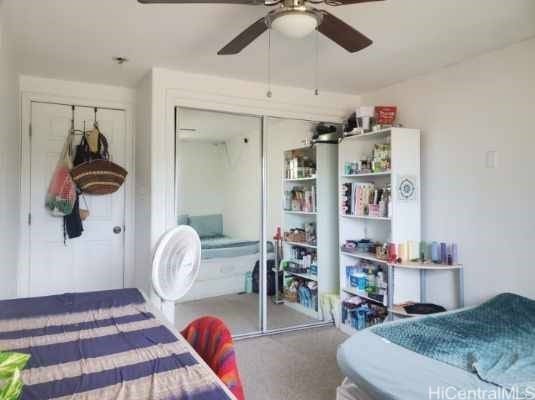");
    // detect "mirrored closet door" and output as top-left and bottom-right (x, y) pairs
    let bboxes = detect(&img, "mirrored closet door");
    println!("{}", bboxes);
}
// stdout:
(174, 107), (262, 336)
(265, 117), (339, 331)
